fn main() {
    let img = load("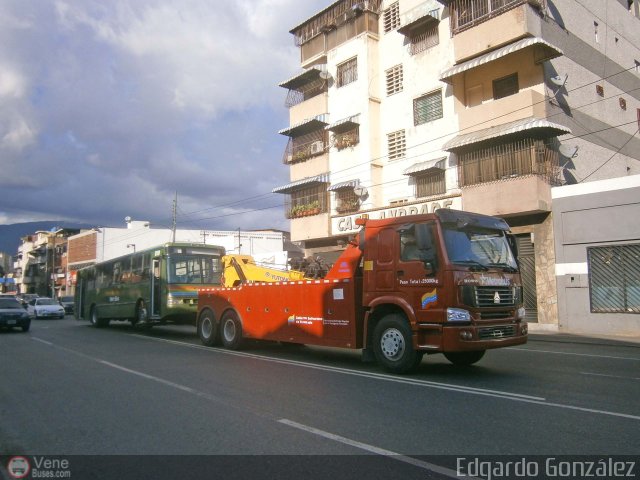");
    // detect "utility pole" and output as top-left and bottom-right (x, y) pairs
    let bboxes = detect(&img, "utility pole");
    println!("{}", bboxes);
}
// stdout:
(201, 231), (208, 244)
(171, 191), (177, 243)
